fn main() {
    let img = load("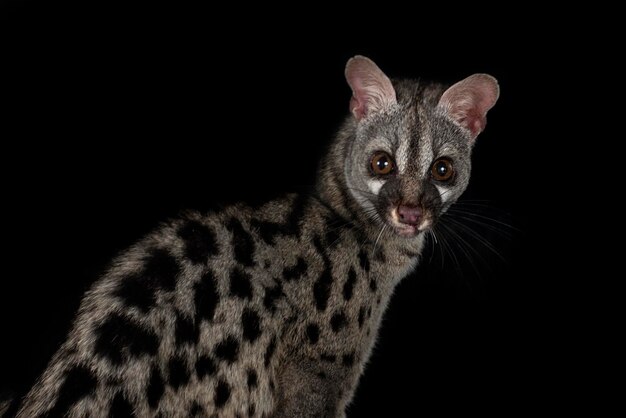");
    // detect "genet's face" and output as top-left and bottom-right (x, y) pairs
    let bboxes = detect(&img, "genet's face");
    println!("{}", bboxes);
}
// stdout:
(345, 108), (472, 238)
